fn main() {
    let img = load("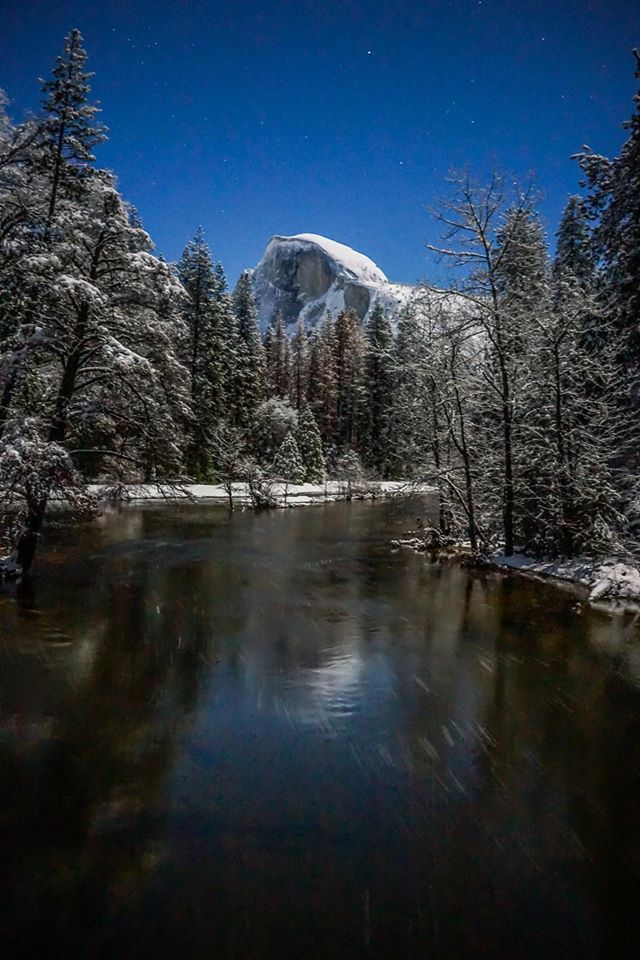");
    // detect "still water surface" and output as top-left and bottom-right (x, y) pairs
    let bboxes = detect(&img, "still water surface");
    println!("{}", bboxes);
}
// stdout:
(1, 498), (640, 959)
